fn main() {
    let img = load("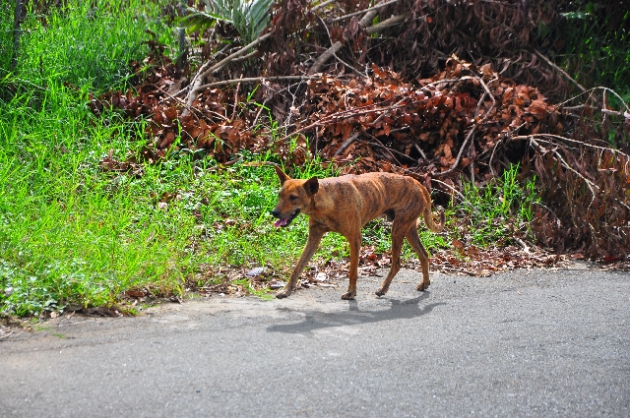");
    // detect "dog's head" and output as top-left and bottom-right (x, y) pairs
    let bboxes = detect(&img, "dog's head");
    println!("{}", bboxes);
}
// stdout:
(271, 166), (319, 227)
